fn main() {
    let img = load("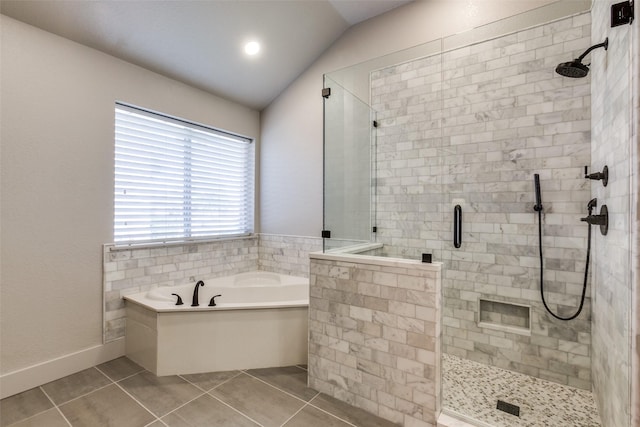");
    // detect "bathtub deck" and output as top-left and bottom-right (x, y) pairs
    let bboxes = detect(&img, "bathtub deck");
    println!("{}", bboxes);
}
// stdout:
(441, 354), (601, 427)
